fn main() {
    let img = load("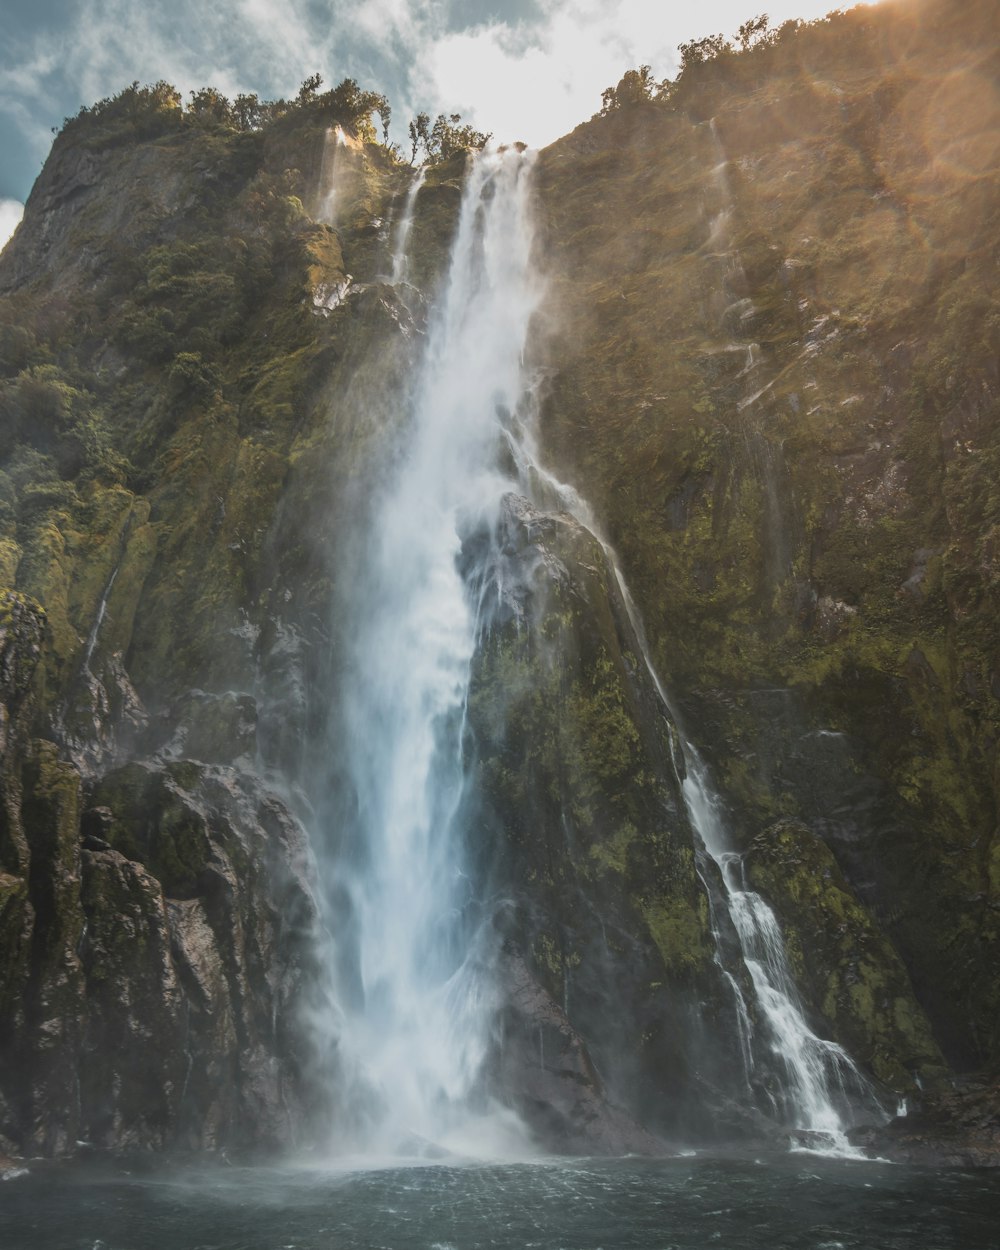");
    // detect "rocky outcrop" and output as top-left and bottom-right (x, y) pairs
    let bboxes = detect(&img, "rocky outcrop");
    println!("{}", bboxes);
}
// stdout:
(0, 751), (322, 1157)
(467, 496), (750, 1140)
(854, 1074), (1000, 1168)
(491, 949), (663, 1154)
